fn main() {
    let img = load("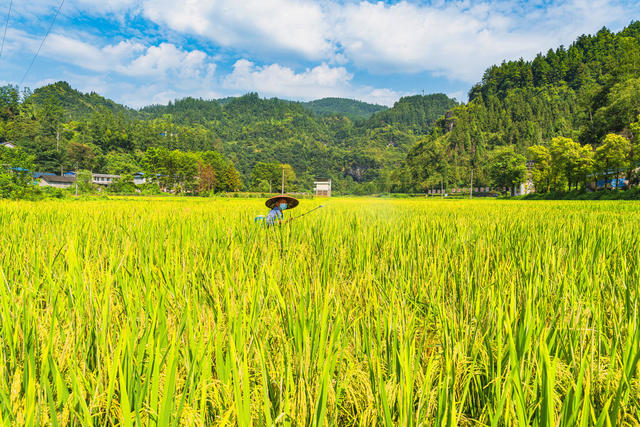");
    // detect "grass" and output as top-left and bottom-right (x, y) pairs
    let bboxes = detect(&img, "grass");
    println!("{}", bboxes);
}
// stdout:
(0, 197), (638, 425)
